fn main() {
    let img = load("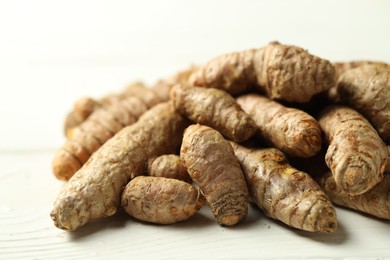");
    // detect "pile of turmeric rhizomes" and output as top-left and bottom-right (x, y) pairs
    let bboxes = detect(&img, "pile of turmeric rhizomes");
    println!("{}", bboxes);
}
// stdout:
(50, 41), (390, 233)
